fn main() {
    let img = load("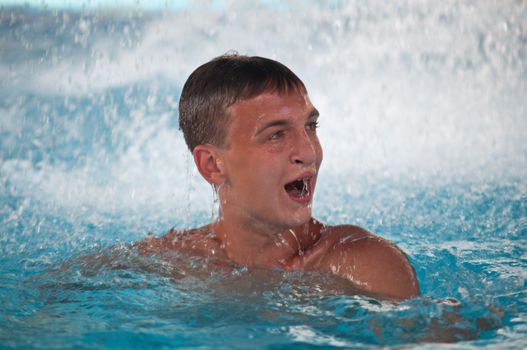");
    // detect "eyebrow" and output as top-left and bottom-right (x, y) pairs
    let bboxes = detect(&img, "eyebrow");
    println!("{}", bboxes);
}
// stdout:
(255, 108), (319, 136)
